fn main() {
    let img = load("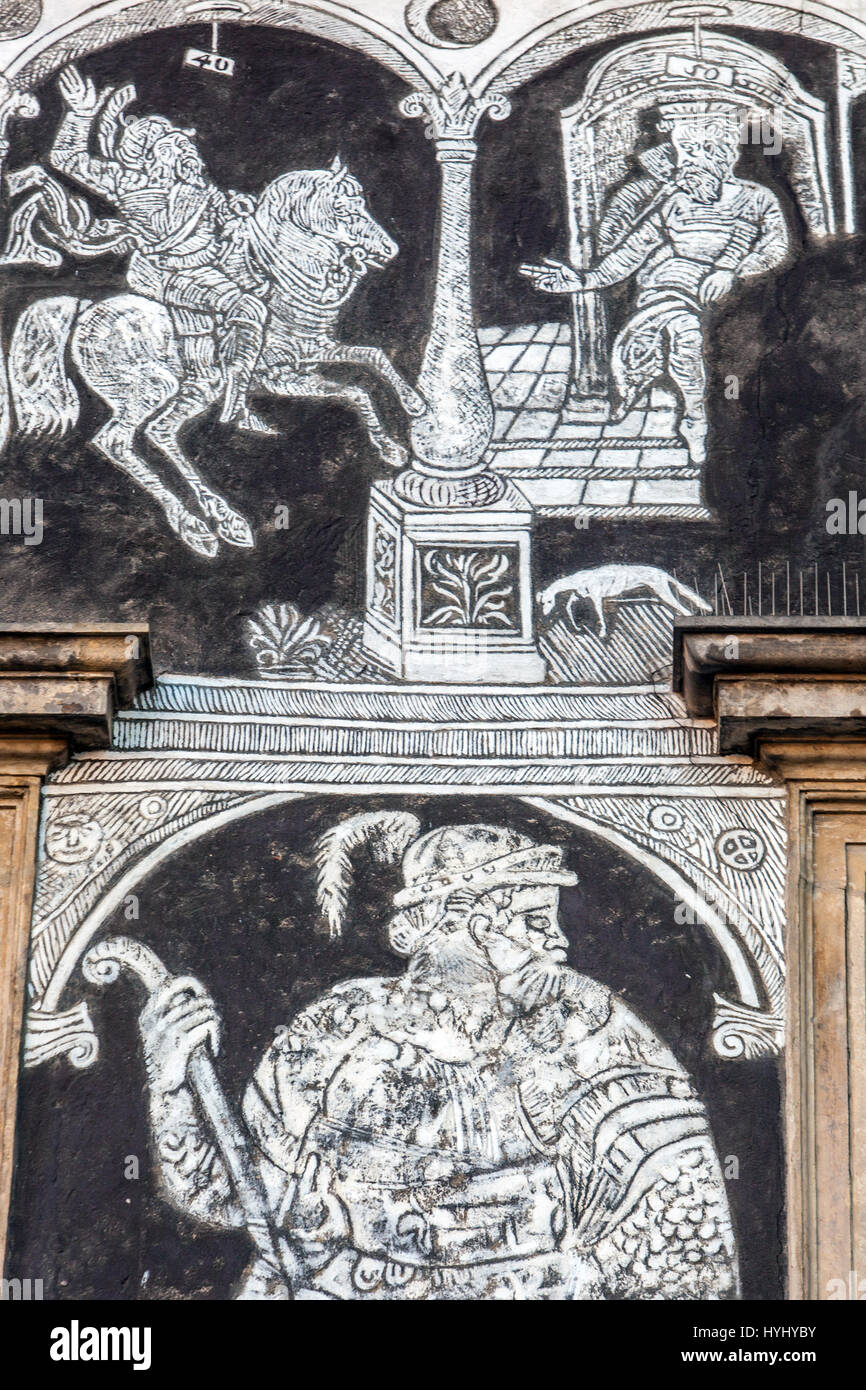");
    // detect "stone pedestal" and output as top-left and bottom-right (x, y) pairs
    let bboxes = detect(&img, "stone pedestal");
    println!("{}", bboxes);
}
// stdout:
(373, 76), (545, 681)
(363, 480), (545, 683)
